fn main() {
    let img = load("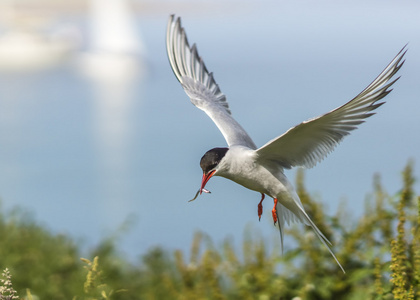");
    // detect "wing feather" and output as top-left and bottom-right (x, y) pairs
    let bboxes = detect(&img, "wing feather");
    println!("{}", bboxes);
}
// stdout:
(256, 46), (407, 168)
(166, 15), (256, 149)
